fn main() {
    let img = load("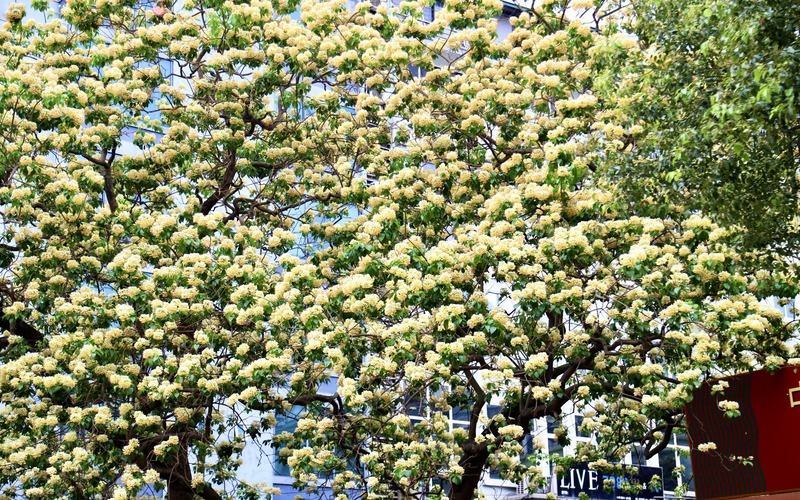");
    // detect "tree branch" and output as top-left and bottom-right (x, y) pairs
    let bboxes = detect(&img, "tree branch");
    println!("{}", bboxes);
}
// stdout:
(0, 314), (44, 351)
